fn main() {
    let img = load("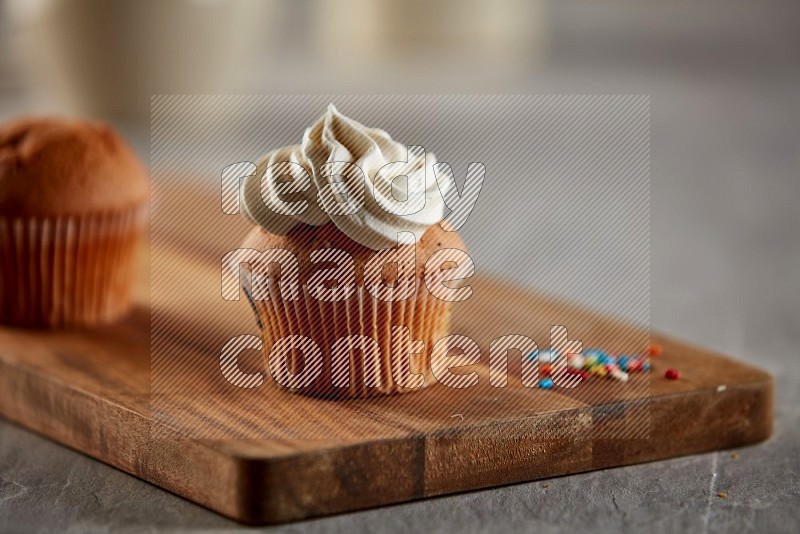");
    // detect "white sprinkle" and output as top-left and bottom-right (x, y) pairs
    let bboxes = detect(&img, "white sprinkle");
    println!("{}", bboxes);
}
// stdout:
(568, 354), (585, 369)
(539, 349), (557, 364)
(717, 385), (727, 392)
(611, 369), (629, 382)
